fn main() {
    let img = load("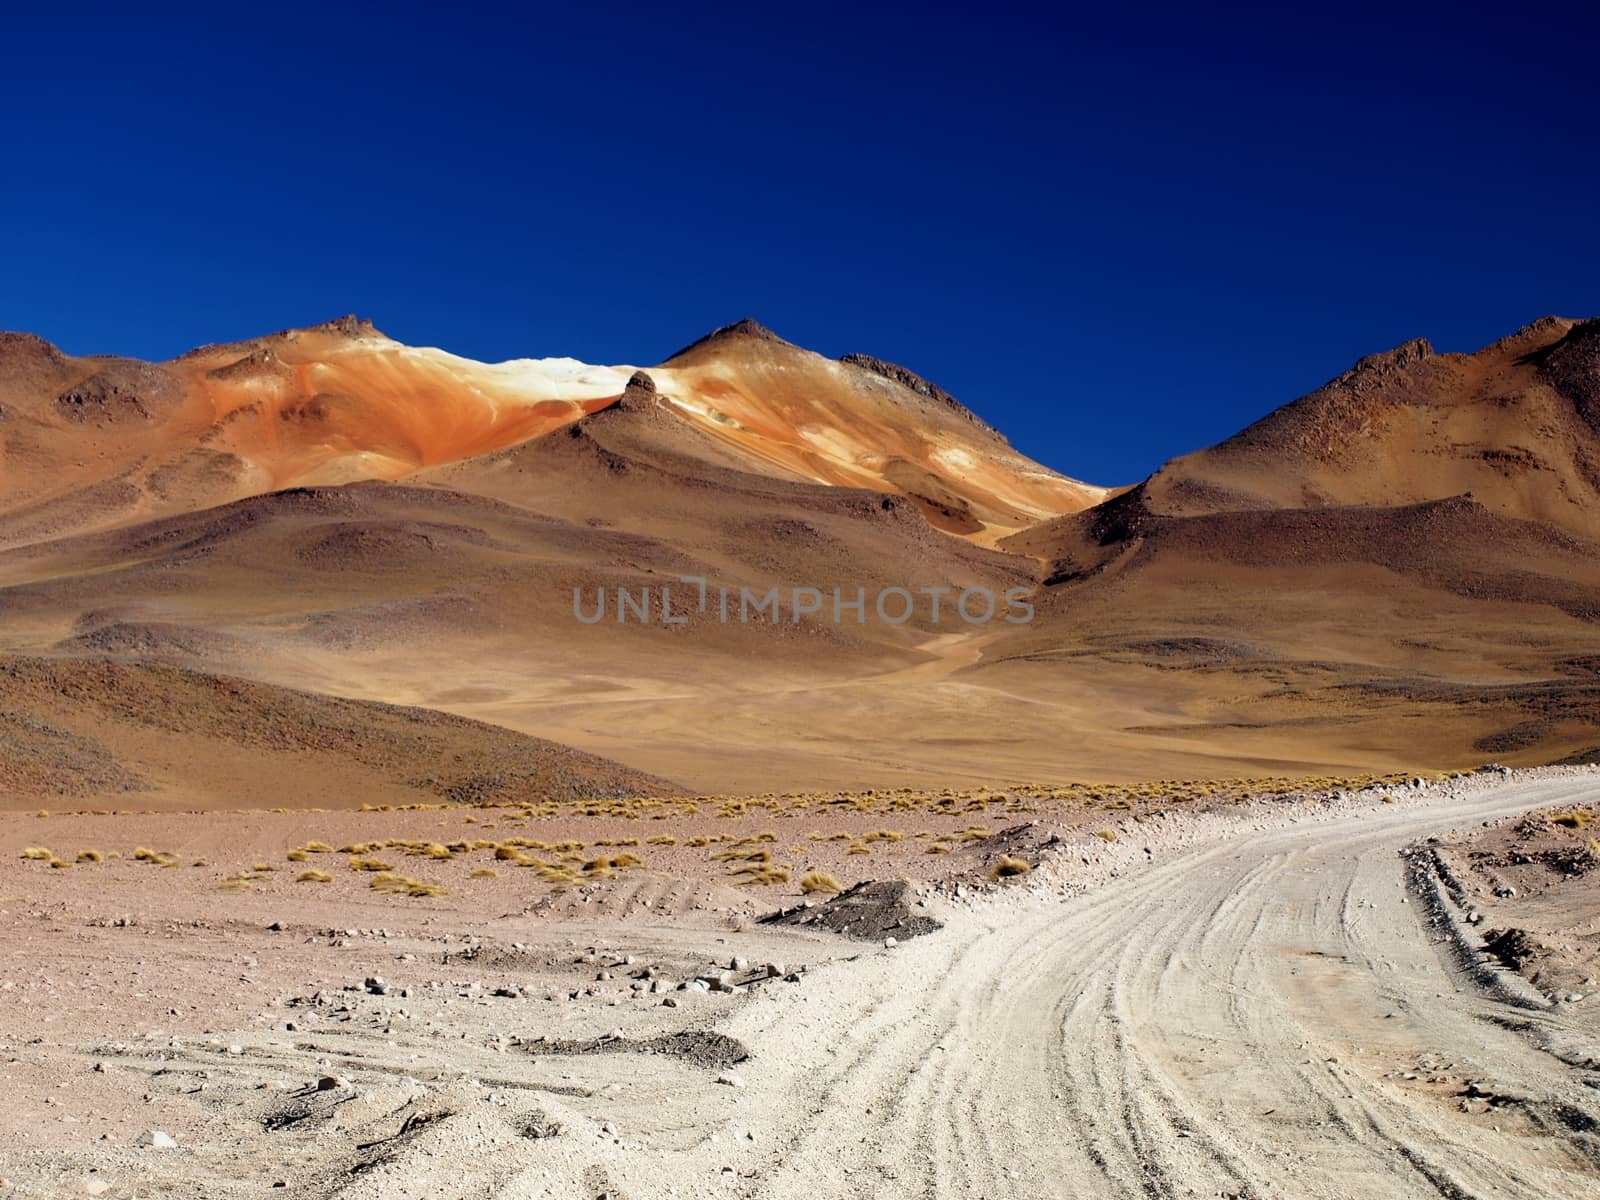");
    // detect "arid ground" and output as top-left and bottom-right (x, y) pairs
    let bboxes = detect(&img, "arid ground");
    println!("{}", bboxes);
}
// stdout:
(1, 768), (1598, 1197)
